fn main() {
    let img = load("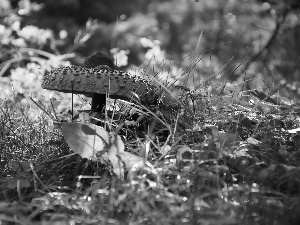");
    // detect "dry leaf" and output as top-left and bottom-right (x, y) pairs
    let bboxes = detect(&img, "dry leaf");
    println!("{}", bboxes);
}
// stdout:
(107, 135), (125, 179)
(49, 97), (61, 109)
(9, 161), (32, 174)
(161, 145), (171, 155)
(217, 132), (242, 148)
(118, 152), (144, 170)
(78, 112), (90, 123)
(61, 122), (110, 159)
(247, 137), (261, 145)
(107, 136), (152, 179)
(5, 178), (30, 189)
